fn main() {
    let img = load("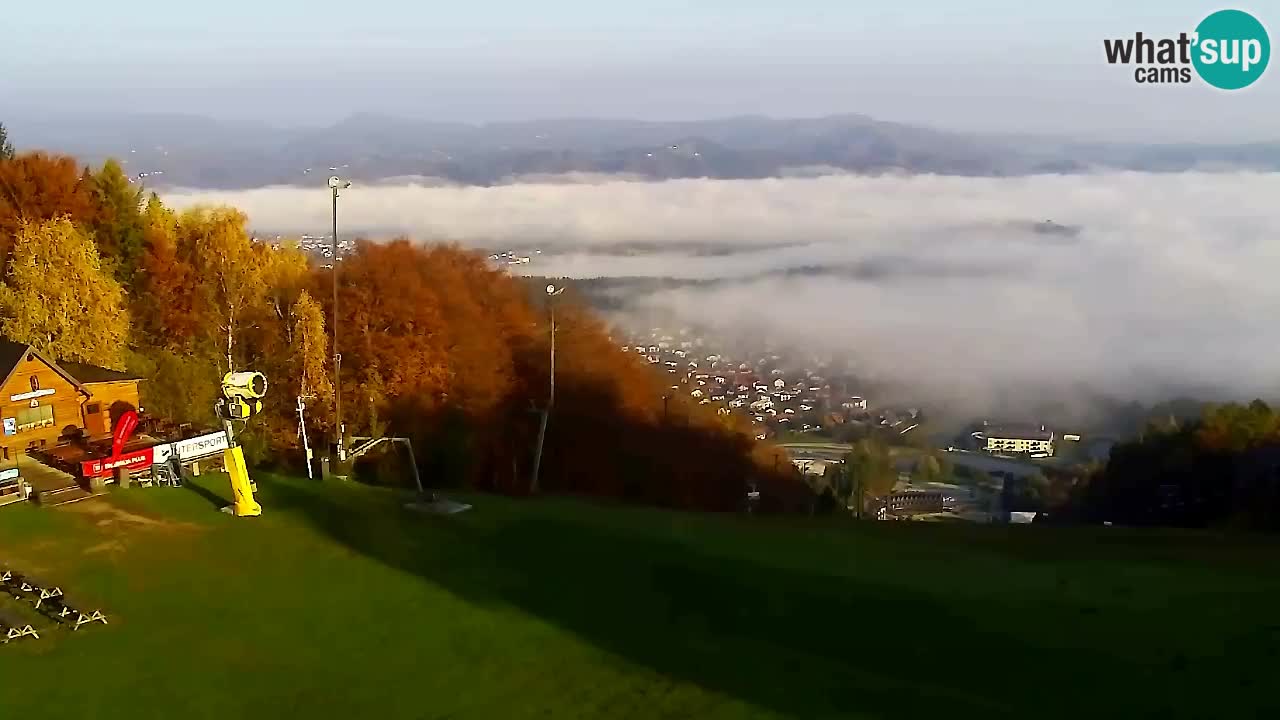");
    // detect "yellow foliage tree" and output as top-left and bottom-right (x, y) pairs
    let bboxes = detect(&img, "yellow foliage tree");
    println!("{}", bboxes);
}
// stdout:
(0, 217), (130, 368)
(177, 207), (266, 371)
(291, 289), (333, 407)
(262, 240), (311, 325)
